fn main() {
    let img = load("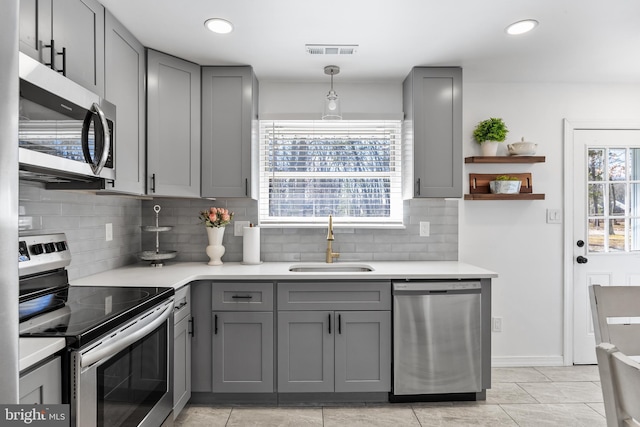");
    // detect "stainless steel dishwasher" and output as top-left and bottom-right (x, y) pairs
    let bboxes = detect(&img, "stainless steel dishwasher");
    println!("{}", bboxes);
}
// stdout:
(392, 281), (482, 397)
